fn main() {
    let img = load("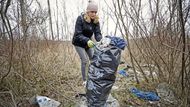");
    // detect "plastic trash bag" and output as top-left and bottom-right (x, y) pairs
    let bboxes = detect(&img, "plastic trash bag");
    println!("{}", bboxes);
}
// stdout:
(130, 87), (160, 101)
(106, 36), (127, 50)
(86, 36), (126, 107)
